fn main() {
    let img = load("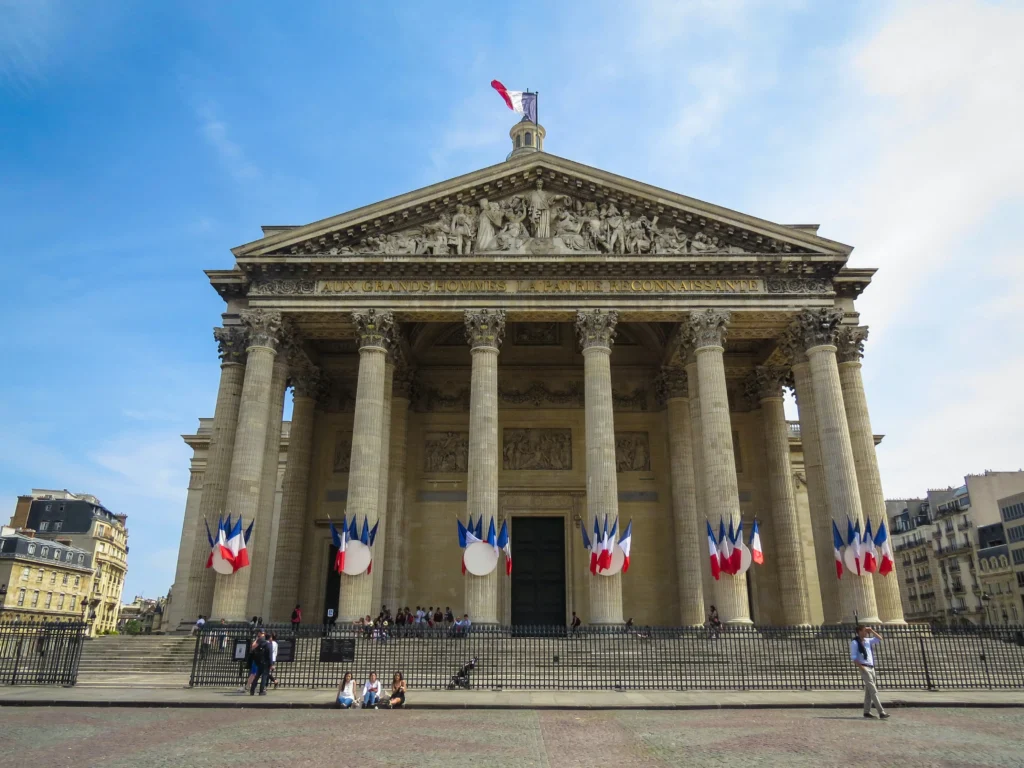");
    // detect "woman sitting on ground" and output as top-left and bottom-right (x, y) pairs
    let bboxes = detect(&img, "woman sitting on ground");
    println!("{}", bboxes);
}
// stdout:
(386, 671), (406, 709)
(361, 671), (381, 708)
(336, 671), (357, 709)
